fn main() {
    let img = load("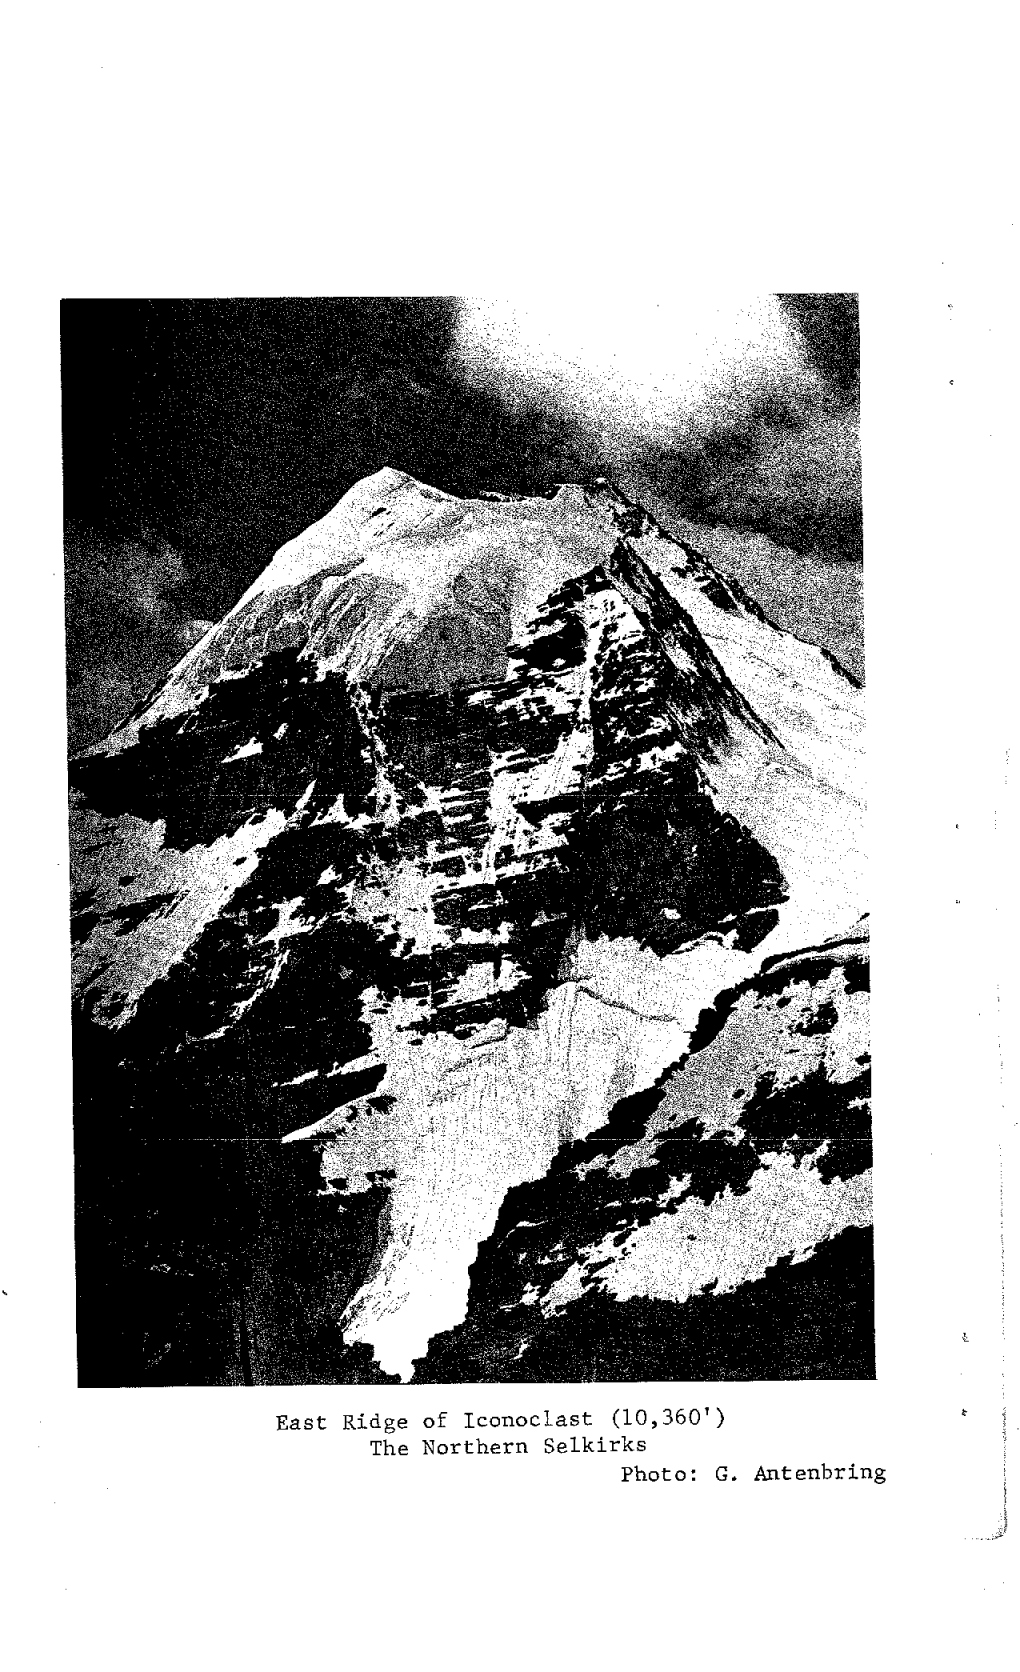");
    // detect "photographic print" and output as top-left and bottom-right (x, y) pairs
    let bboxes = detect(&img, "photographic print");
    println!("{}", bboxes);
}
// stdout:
(64, 296), (870, 1386)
